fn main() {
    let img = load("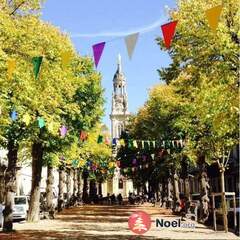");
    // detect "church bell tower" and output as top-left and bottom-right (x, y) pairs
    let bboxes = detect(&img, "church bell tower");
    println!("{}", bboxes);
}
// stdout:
(110, 54), (130, 139)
